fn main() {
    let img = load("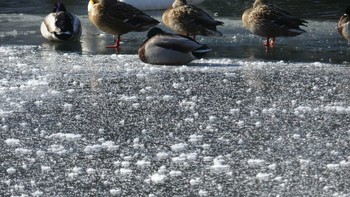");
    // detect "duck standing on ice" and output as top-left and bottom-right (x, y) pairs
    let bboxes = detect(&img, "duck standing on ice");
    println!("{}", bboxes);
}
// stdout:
(40, 2), (82, 41)
(242, 0), (307, 47)
(162, 0), (223, 39)
(88, 0), (159, 48)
